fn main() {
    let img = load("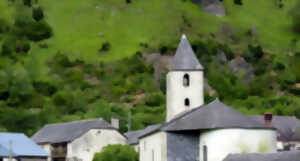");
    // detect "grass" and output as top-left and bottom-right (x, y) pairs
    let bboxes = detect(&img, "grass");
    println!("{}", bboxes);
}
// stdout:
(2, 0), (300, 65)
(37, 0), (217, 63)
